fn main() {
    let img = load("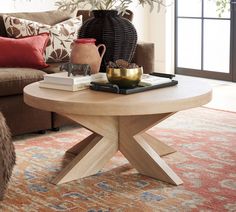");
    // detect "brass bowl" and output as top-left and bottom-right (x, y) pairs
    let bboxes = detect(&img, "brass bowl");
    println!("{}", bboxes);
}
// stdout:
(106, 67), (143, 89)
